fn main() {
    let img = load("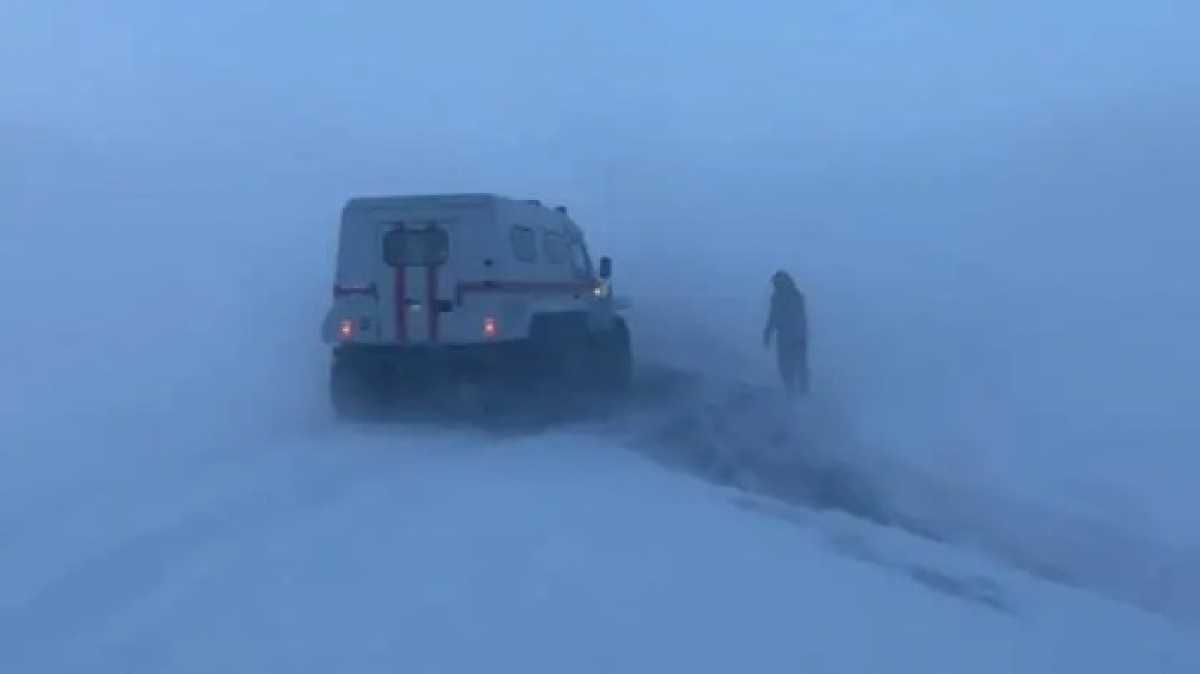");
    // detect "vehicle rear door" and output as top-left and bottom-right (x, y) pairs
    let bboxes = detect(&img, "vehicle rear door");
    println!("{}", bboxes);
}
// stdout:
(380, 220), (450, 346)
